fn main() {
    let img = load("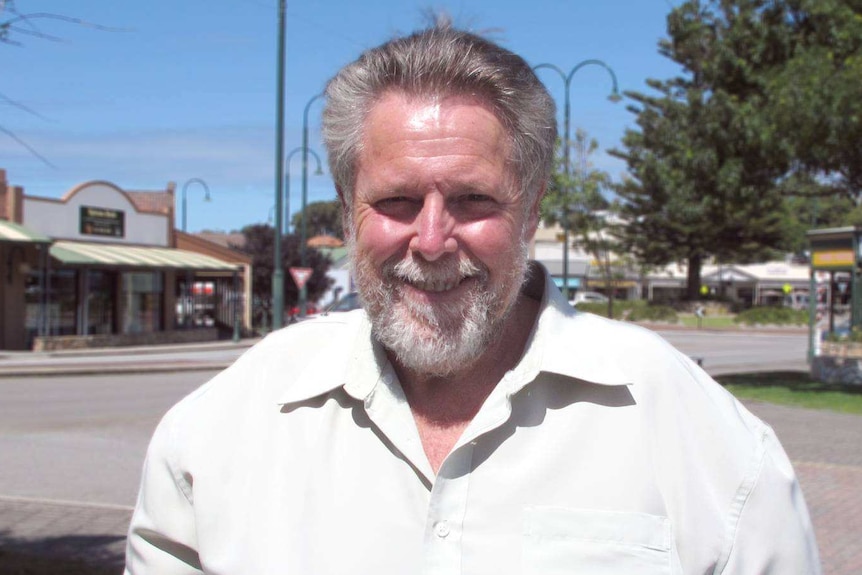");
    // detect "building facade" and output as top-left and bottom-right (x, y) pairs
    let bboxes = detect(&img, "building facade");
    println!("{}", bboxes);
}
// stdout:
(0, 170), (251, 350)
